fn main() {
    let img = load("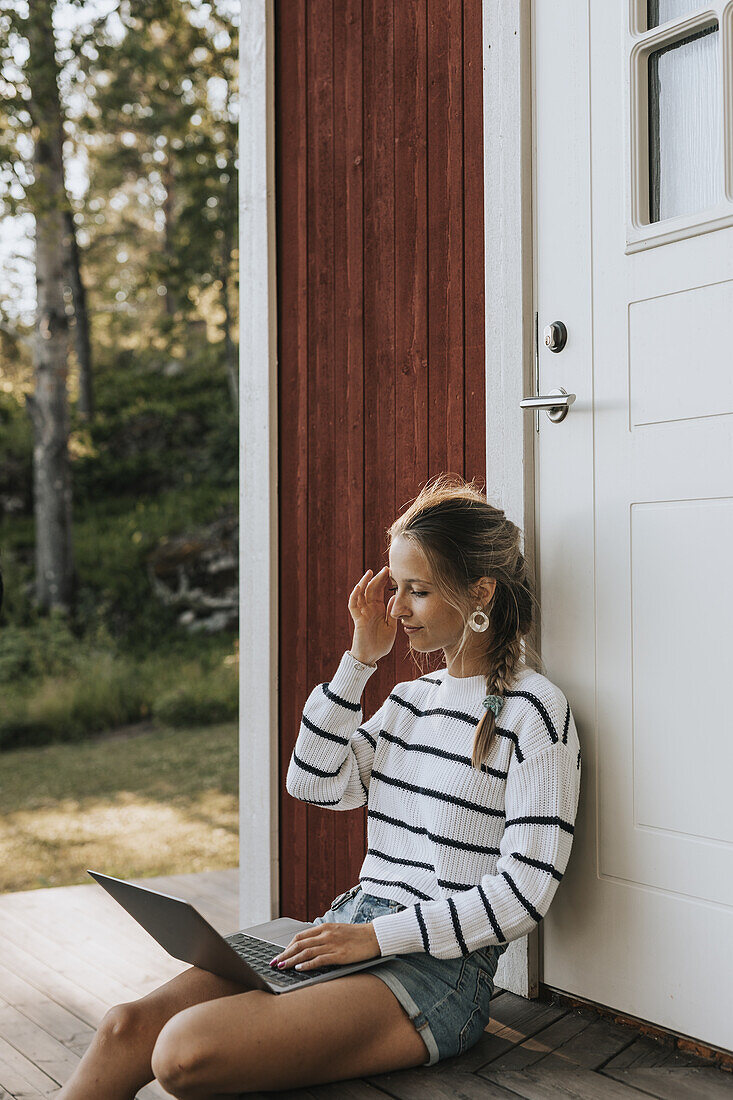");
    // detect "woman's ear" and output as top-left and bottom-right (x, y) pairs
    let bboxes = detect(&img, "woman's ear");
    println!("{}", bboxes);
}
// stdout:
(471, 576), (497, 605)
